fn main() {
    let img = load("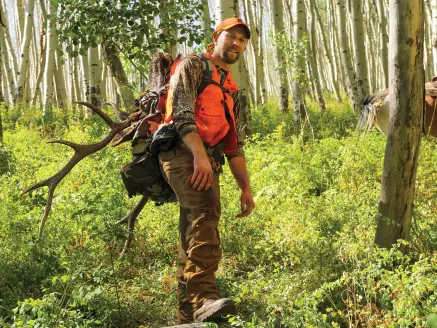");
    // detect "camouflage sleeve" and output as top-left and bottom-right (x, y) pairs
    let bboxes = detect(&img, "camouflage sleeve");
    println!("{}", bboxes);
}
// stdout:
(169, 56), (203, 138)
(225, 89), (245, 160)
